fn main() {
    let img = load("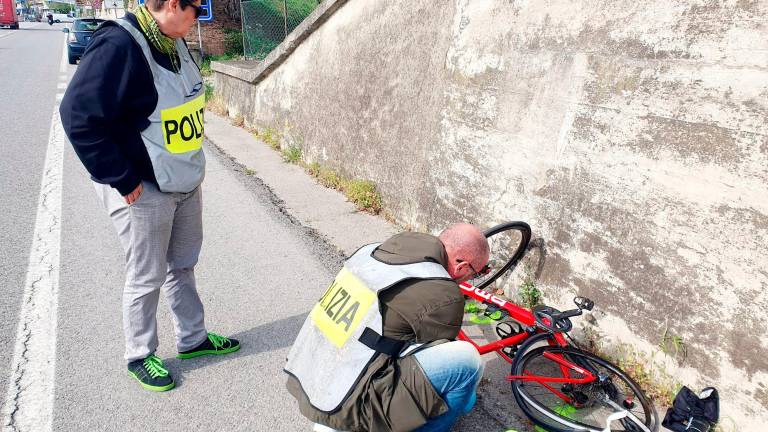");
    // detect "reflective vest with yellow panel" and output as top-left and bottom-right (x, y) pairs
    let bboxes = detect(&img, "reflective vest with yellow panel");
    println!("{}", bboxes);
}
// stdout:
(114, 18), (205, 193)
(284, 243), (451, 413)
